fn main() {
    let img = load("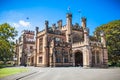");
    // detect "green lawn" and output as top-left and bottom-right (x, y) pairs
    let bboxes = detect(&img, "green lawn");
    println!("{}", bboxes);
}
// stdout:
(0, 68), (28, 78)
